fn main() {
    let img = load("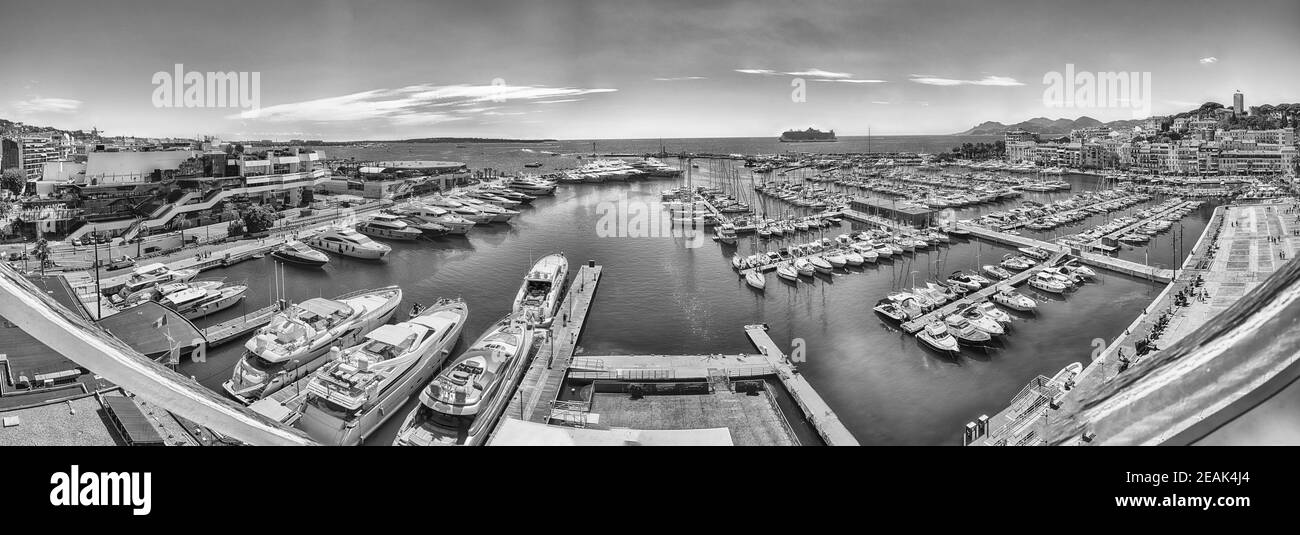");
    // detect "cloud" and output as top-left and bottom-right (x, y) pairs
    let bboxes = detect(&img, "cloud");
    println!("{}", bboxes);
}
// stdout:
(871, 101), (891, 105)
(1199, 56), (1218, 64)
(784, 68), (853, 79)
(735, 69), (778, 75)
(14, 97), (82, 114)
(813, 78), (887, 84)
(909, 75), (1024, 86)
(229, 83), (615, 123)
(653, 76), (706, 81)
